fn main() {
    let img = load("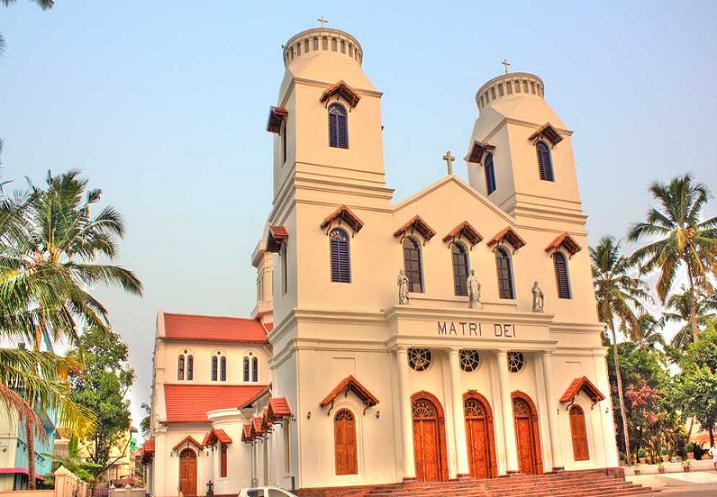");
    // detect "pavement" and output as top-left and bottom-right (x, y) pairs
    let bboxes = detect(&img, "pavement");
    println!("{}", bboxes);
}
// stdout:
(628, 470), (717, 496)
